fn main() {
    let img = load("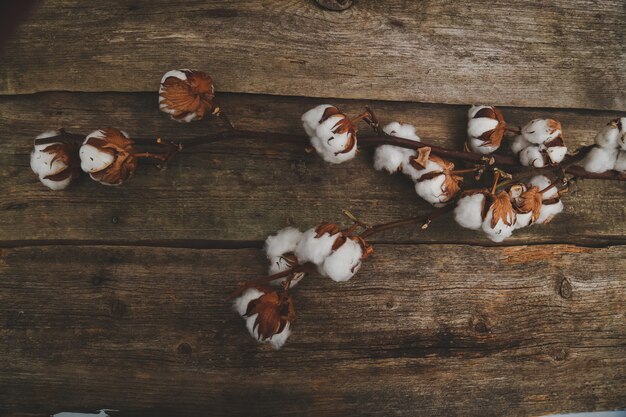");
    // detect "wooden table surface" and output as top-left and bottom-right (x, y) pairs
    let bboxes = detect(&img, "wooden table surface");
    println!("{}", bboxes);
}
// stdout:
(1, 1), (625, 416)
